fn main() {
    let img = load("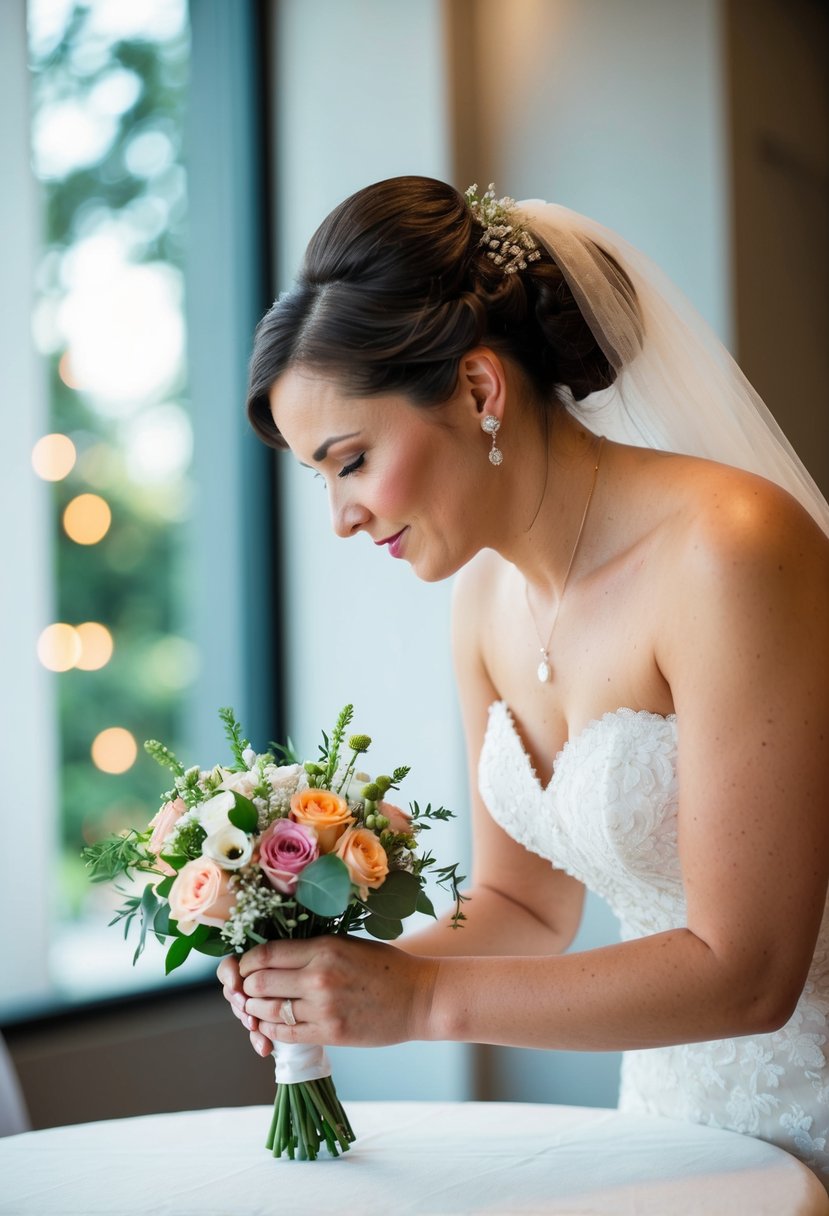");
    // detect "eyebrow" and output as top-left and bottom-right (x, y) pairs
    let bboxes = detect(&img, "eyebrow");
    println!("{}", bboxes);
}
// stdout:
(312, 432), (361, 462)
